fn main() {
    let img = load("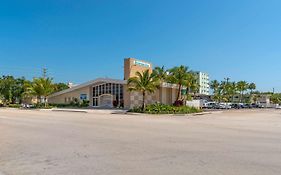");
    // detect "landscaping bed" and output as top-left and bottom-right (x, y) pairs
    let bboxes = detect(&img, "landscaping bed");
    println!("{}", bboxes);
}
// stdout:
(128, 104), (202, 114)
